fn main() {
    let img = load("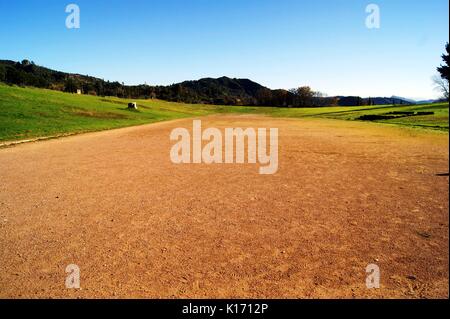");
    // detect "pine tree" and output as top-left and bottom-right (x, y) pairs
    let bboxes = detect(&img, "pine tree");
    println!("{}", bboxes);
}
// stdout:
(437, 43), (449, 81)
